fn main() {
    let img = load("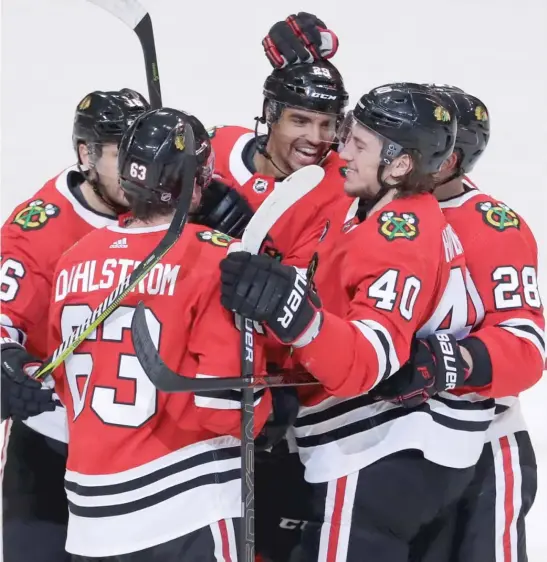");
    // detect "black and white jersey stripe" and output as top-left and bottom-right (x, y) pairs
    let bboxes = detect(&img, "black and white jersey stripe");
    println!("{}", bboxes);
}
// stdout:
(64, 436), (242, 557)
(294, 390), (496, 483)
(498, 317), (546, 361)
(193, 374), (265, 410)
